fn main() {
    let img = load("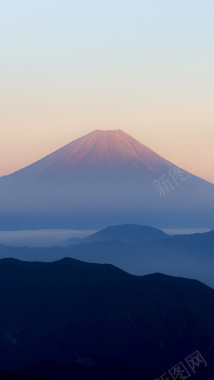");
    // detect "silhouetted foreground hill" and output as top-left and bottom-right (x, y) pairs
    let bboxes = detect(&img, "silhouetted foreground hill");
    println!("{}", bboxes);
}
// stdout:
(0, 258), (213, 379)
